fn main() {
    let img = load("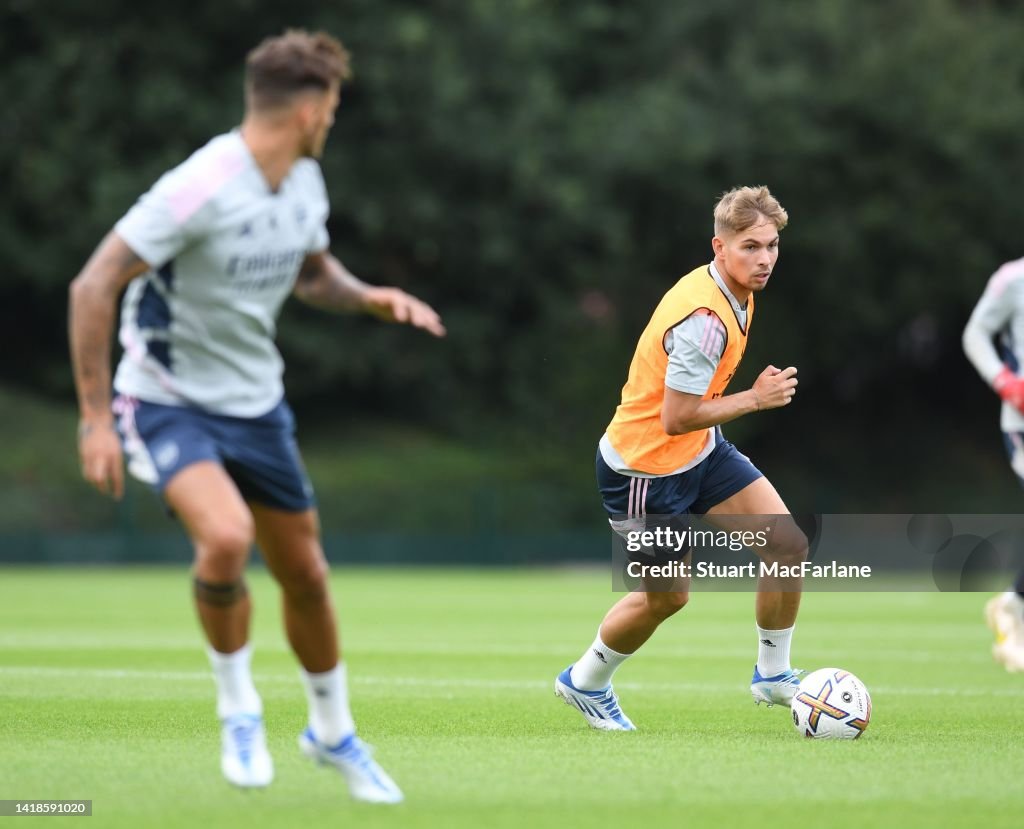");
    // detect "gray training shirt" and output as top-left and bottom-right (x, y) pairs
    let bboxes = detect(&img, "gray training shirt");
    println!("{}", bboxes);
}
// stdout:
(963, 256), (1024, 433)
(113, 130), (330, 418)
